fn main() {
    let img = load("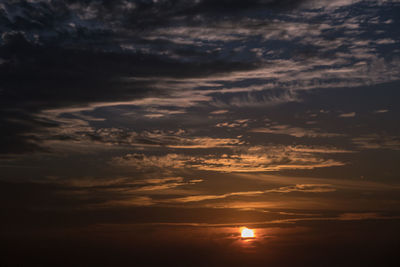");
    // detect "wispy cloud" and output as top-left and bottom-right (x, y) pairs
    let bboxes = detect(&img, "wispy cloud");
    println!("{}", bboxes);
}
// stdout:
(112, 145), (347, 173)
(337, 212), (383, 221)
(250, 125), (344, 138)
(353, 134), (400, 150)
(164, 184), (336, 203)
(373, 109), (389, 114)
(338, 112), (356, 118)
(92, 196), (155, 207)
(210, 109), (229, 115)
(36, 125), (245, 152)
(216, 119), (250, 128)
